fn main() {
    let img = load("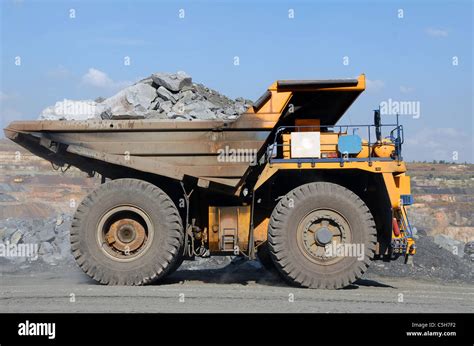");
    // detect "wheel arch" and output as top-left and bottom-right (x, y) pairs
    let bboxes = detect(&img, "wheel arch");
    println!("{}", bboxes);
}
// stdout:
(254, 168), (392, 253)
(267, 180), (377, 288)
